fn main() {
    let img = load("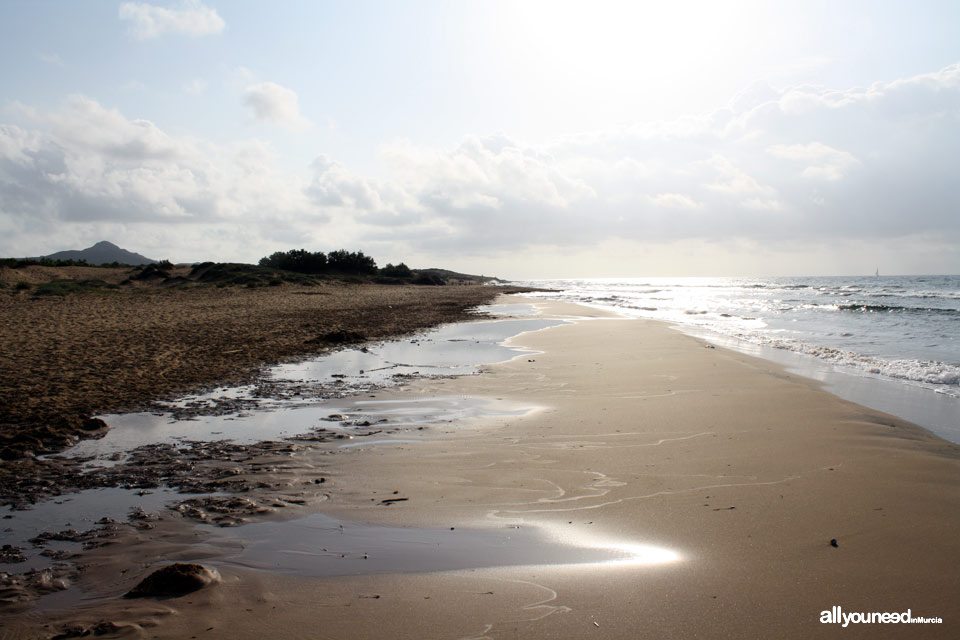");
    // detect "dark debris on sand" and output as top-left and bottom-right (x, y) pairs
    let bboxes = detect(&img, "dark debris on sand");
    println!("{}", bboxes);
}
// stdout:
(0, 433), (343, 511)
